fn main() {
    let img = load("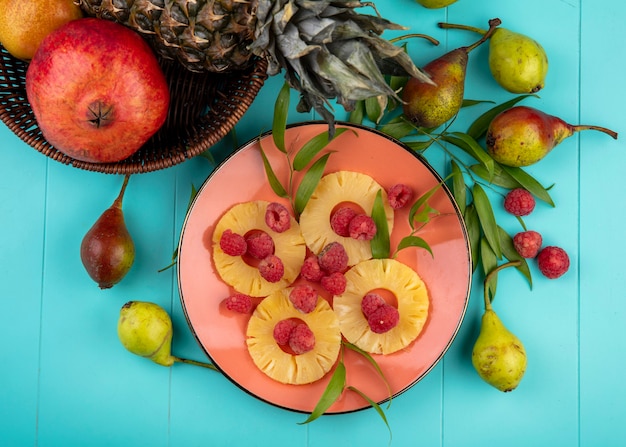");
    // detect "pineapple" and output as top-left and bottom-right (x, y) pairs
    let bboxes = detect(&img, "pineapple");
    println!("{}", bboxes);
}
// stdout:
(246, 287), (341, 385)
(77, 0), (432, 126)
(299, 171), (393, 265)
(212, 200), (306, 297)
(334, 258), (429, 355)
